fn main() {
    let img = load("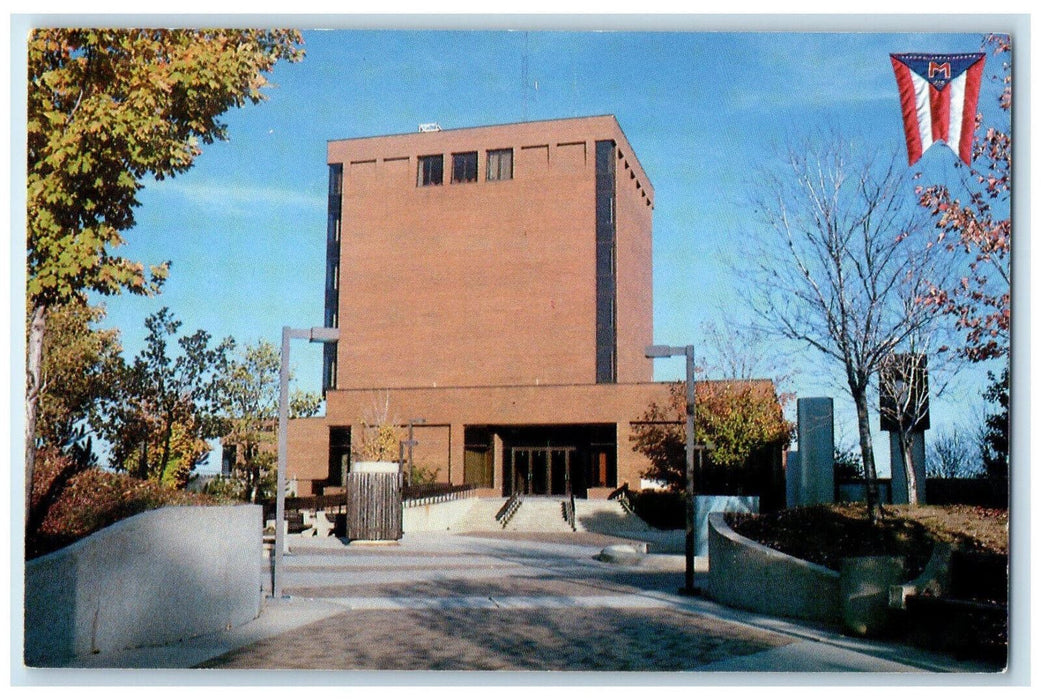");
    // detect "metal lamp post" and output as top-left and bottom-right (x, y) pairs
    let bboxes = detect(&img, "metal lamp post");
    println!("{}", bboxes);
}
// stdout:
(273, 325), (340, 599)
(646, 344), (698, 595)
(407, 418), (426, 486)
